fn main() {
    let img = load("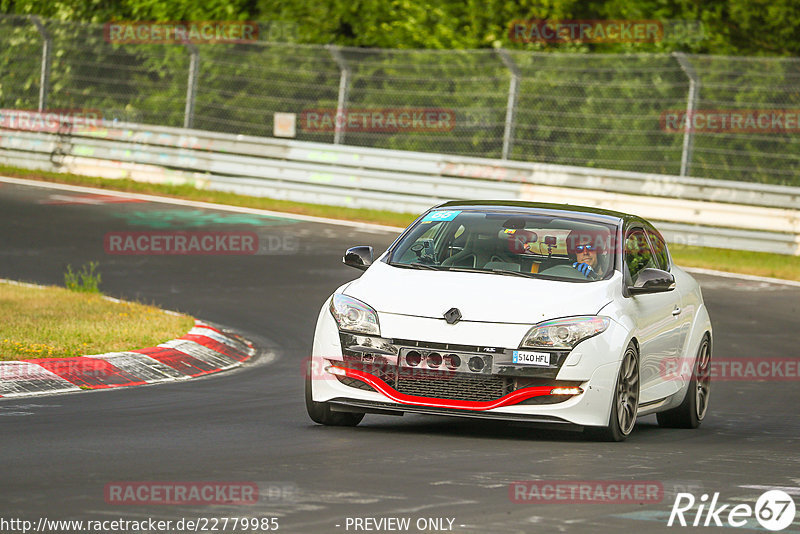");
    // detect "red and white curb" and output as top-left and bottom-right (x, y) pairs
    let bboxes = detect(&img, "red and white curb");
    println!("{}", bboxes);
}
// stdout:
(0, 321), (256, 398)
